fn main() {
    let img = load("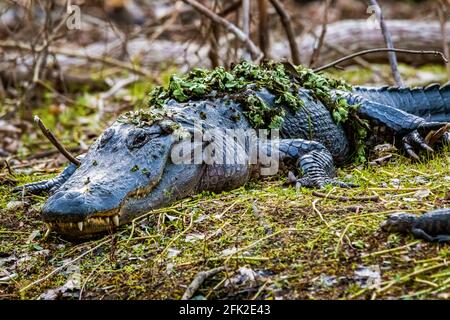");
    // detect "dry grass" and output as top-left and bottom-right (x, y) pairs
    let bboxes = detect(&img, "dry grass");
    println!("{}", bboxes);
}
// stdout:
(1, 149), (450, 300)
